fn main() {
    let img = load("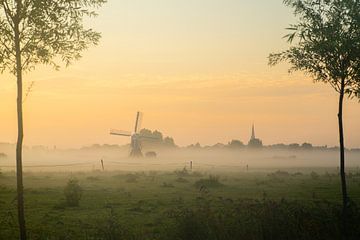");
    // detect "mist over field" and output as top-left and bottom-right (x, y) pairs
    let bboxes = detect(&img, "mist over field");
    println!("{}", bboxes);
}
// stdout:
(1, 0), (360, 239)
(1, 144), (360, 172)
